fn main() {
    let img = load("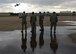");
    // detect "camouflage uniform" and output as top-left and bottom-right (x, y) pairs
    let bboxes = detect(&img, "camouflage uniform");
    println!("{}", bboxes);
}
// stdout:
(50, 12), (58, 33)
(39, 12), (44, 31)
(19, 12), (27, 32)
(30, 12), (37, 32)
